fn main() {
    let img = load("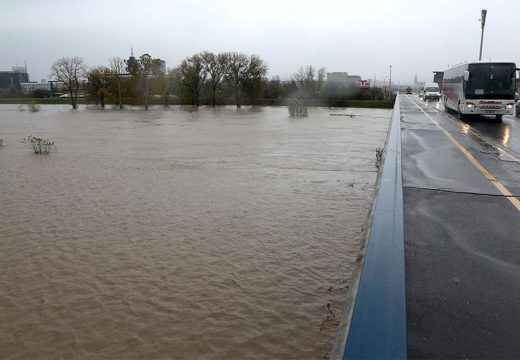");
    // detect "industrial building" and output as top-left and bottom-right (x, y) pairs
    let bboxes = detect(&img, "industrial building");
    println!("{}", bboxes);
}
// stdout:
(0, 66), (30, 92)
